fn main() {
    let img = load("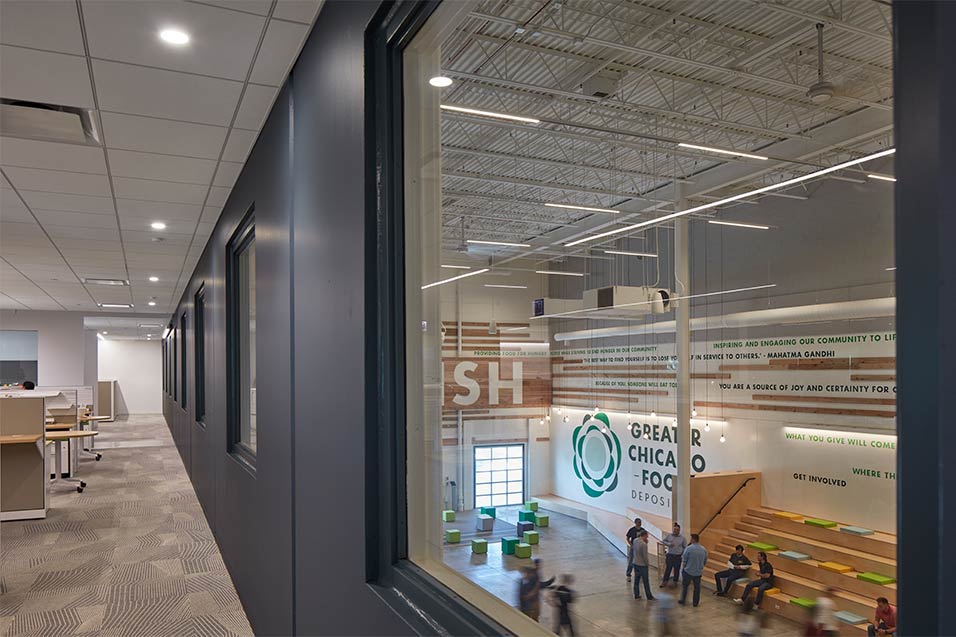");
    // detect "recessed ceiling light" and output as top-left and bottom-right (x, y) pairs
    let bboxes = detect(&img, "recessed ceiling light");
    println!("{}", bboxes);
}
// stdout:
(83, 278), (128, 286)
(101, 331), (108, 335)
(99, 303), (133, 309)
(150, 221), (166, 230)
(545, 202), (619, 214)
(707, 220), (770, 230)
(148, 276), (159, 282)
(467, 239), (531, 248)
(138, 323), (162, 328)
(678, 142), (768, 161)
(429, 76), (453, 88)
(604, 250), (658, 258)
(440, 104), (540, 125)
(148, 301), (157, 306)
(159, 28), (190, 46)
